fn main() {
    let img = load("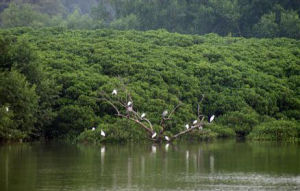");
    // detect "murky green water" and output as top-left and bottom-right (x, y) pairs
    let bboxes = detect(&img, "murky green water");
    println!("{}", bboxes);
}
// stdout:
(0, 140), (299, 191)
